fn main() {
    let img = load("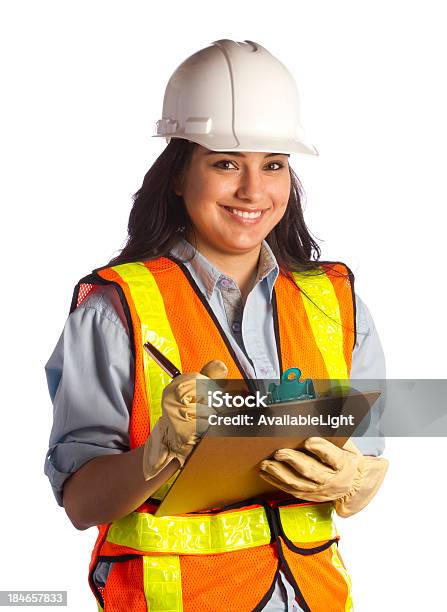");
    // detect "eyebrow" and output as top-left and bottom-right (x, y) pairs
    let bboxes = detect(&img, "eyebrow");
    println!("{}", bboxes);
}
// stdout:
(204, 151), (290, 158)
